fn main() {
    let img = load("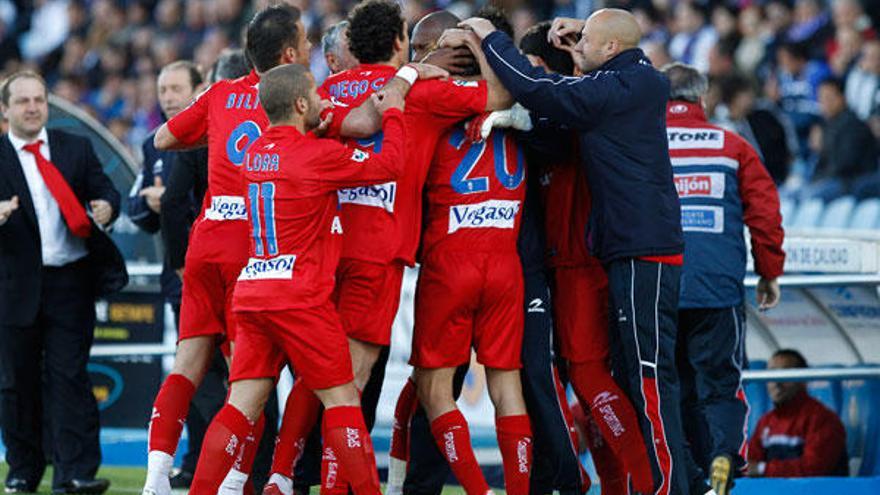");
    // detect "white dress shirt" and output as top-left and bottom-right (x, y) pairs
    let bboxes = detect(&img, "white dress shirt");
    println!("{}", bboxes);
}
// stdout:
(8, 128), (88, 266)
